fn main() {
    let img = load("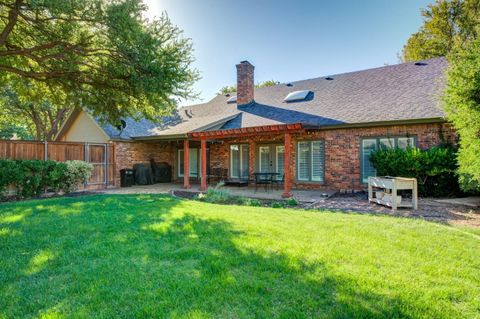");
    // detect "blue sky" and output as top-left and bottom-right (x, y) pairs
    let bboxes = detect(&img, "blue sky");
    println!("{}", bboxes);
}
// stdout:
(144, 0), (431, 106)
